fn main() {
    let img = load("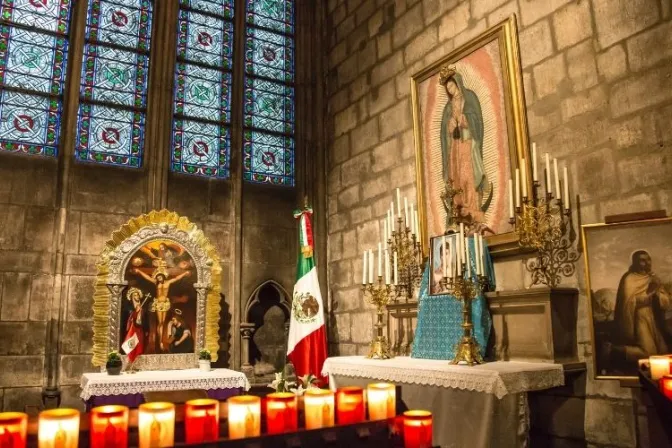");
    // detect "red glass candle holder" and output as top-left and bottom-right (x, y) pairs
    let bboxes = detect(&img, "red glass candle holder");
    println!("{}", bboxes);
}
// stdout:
(336, 387), (365, 425)
(185, 399), (220, 443)
(265, 392), (298, 434)
(403, 410), (433, 448)
(0, 412), (27, 448)
(90, 406), (128, 448)
(660, 374), (672, 400)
